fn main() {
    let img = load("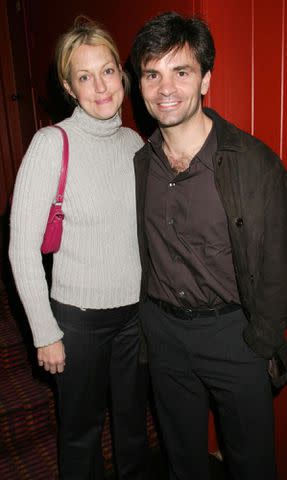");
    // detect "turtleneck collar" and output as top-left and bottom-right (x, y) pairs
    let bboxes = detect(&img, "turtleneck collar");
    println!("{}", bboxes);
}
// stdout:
(71, 105), (122, 138)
